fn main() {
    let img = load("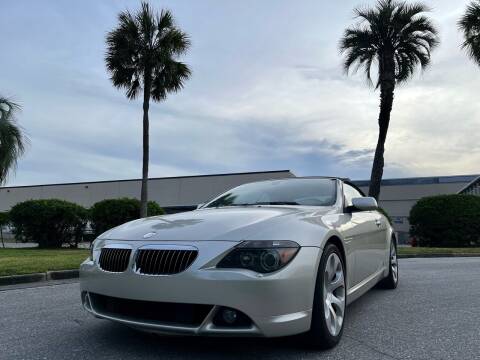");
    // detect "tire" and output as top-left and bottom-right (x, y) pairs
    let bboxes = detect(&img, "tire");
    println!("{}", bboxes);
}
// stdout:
(303, 243), (346, 349)
(378, 238), (399, 289)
